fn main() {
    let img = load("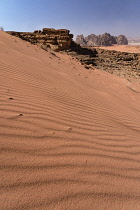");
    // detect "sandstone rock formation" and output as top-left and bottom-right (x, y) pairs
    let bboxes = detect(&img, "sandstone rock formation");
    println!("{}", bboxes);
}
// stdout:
(76, 33), (128, 46)
(64, 41), (140, 82)
(7, 28), (73, 51)
(75, 35), (86, 46)
(115, 35), (128, 45)
(85, 34), (98, 46)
